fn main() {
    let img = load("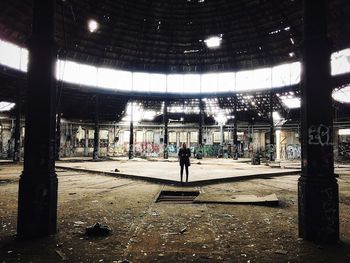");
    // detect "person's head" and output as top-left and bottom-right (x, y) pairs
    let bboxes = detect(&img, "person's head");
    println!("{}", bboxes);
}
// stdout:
(182, 143), (186, 148)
